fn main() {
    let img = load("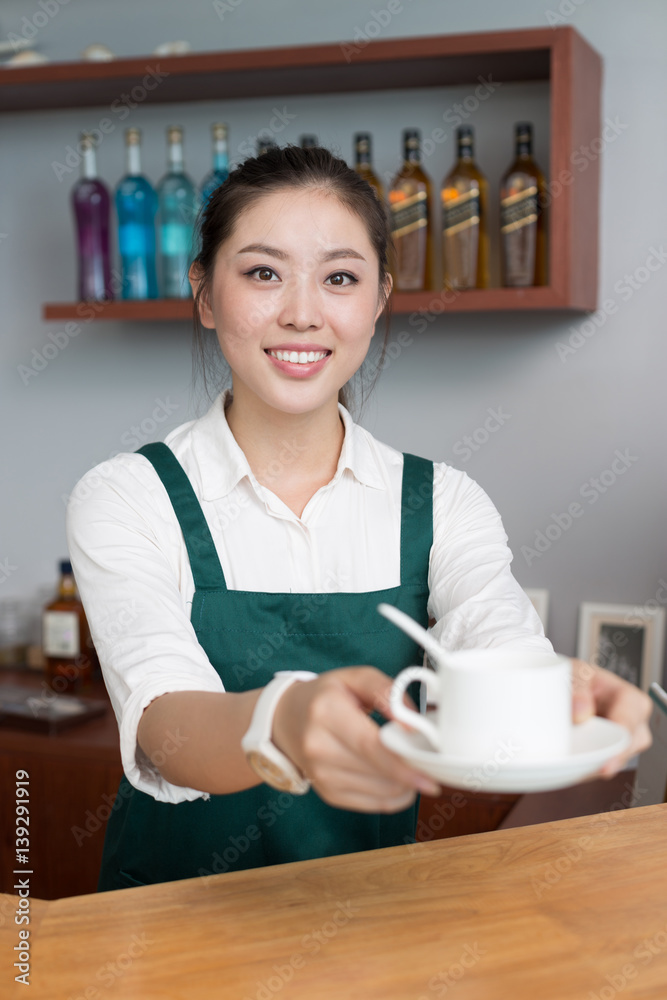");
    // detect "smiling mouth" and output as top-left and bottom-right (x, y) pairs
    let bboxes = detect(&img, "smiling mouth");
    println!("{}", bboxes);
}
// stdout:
(265, 349), (331, 364)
